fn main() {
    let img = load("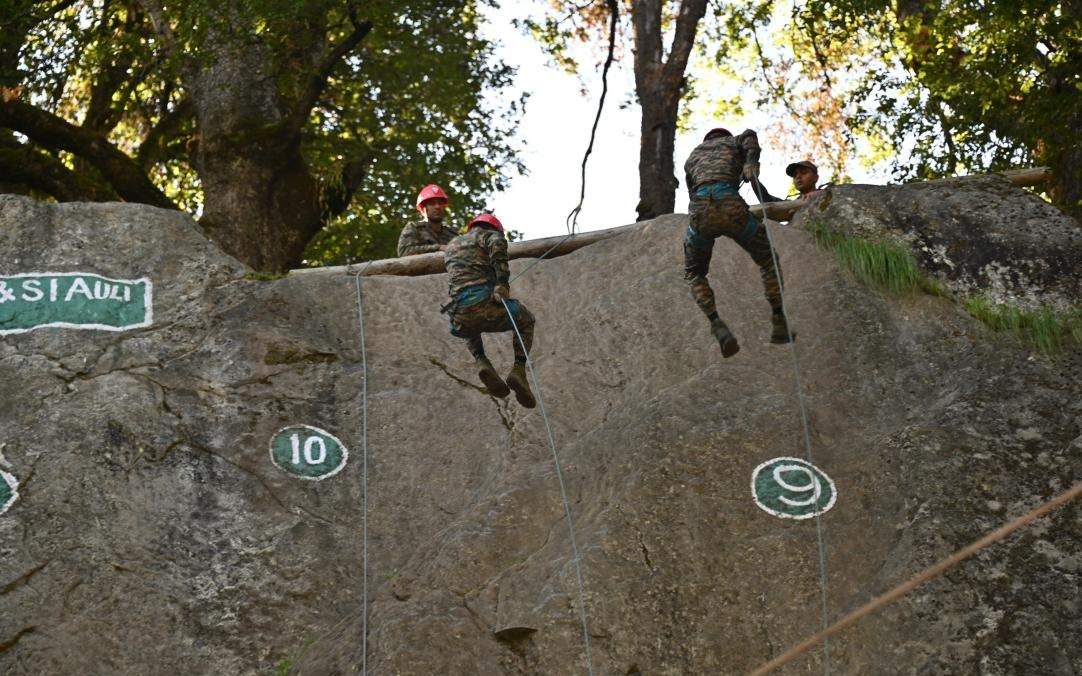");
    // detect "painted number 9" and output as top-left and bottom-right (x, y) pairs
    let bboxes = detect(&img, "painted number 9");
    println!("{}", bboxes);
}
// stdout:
(751, 457), (837, 520)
